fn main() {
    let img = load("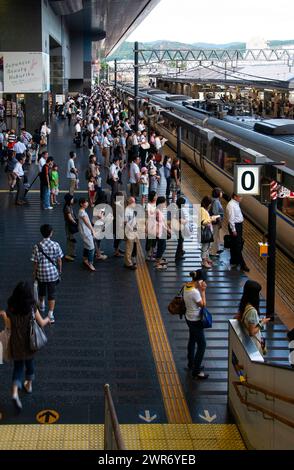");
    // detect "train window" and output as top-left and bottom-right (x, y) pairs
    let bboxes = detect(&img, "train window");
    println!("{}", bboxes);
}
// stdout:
(211, 138), (240, 175)
(277, 195), (294, 221)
